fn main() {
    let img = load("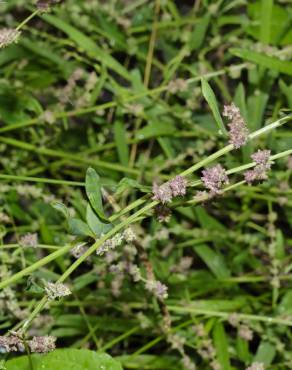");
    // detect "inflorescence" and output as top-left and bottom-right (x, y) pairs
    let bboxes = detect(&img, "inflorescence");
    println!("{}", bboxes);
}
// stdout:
(201, 164), (229, 196)
(0, 334), (56, 353)
(0, 28), (21, 49)
(45, 282), (71, 300)
(152, 175), (187, 204)
(223, 103), (249, 149)
(244, 150), (272, 184)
